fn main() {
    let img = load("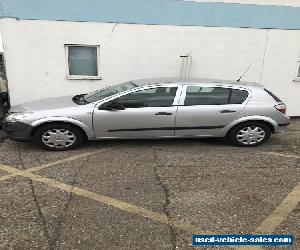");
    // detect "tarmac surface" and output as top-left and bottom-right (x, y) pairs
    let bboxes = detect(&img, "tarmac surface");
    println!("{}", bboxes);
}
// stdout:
(0, 120), (299, 250)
